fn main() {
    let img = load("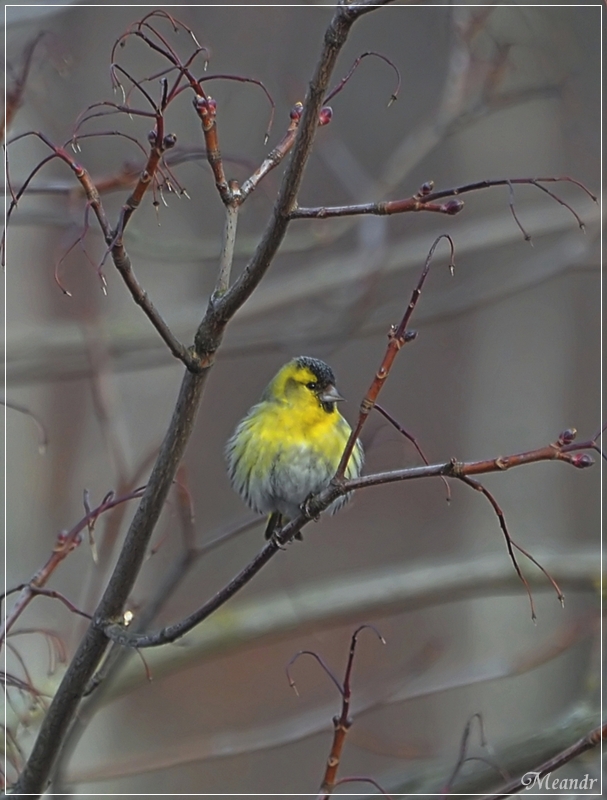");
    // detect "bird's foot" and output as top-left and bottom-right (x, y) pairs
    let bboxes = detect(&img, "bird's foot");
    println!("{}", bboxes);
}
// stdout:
(301, 494), (320, 521)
